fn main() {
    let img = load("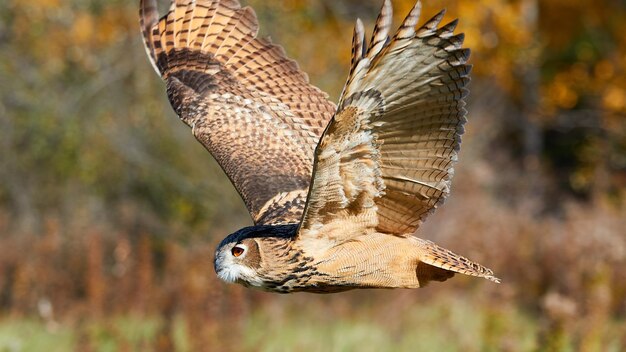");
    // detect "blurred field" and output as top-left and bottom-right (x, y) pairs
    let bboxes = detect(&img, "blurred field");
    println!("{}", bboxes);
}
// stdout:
(1, 0), (625, 351)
